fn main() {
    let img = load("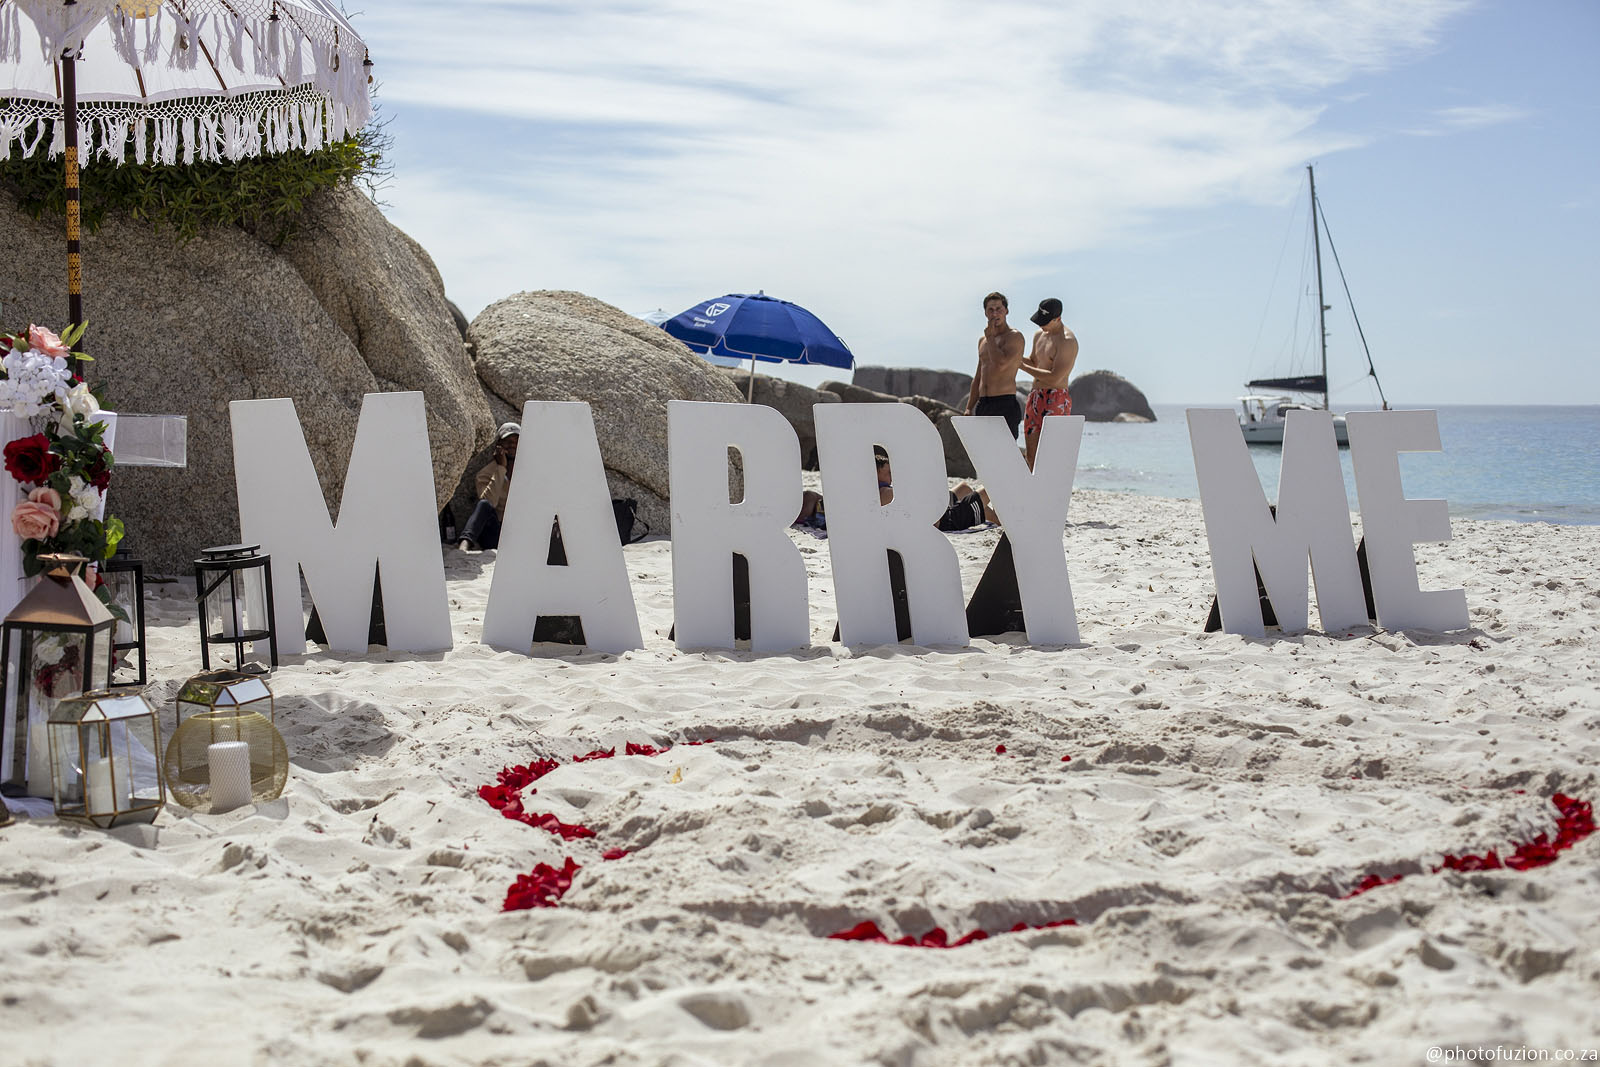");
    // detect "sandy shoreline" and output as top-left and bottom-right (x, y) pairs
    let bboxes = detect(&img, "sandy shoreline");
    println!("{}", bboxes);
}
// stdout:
(3, 488), (1597, 1066)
